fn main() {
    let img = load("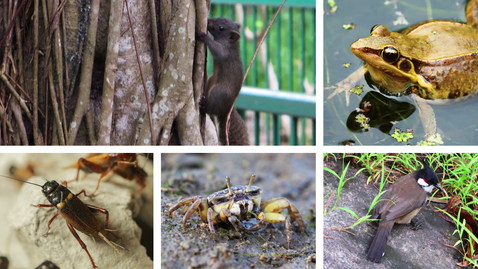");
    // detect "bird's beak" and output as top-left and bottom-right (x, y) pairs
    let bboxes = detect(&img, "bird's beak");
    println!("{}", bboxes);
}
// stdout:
(435, 183), (443, 192)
